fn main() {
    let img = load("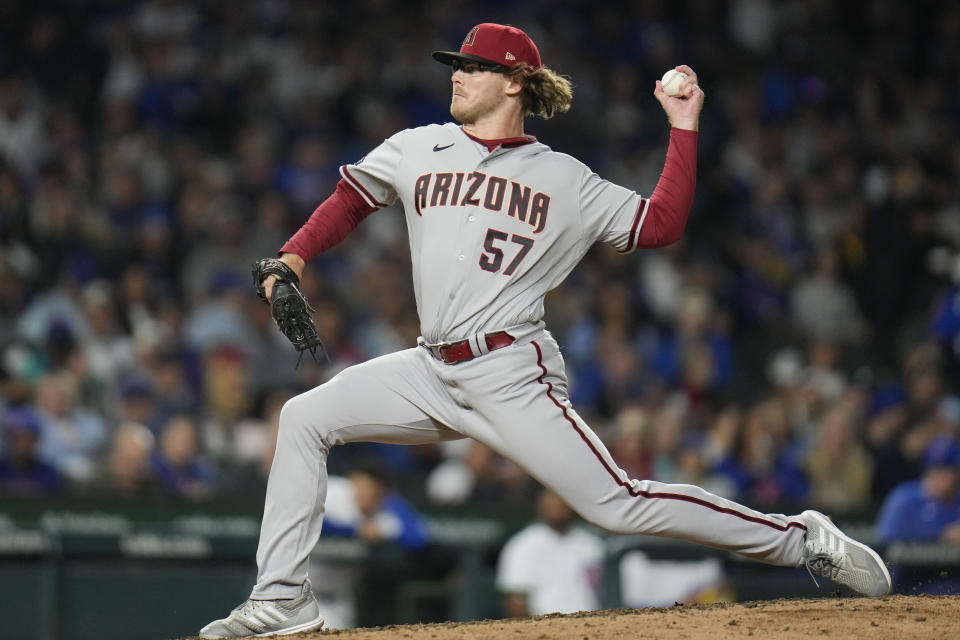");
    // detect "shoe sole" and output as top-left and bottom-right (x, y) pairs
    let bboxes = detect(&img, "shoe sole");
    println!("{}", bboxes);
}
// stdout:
(255, 615), (325, 637)
(200, 614), (324, 638)
(803, 510), (892, 596)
